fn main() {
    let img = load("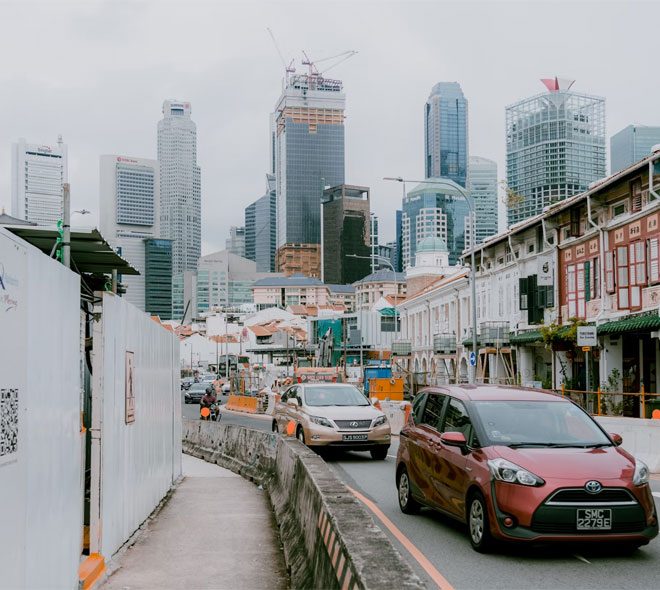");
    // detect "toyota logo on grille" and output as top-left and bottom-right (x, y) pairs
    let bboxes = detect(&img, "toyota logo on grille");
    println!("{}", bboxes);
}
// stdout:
(350, 421), (359, 428)
(585, 480), (602, 494)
